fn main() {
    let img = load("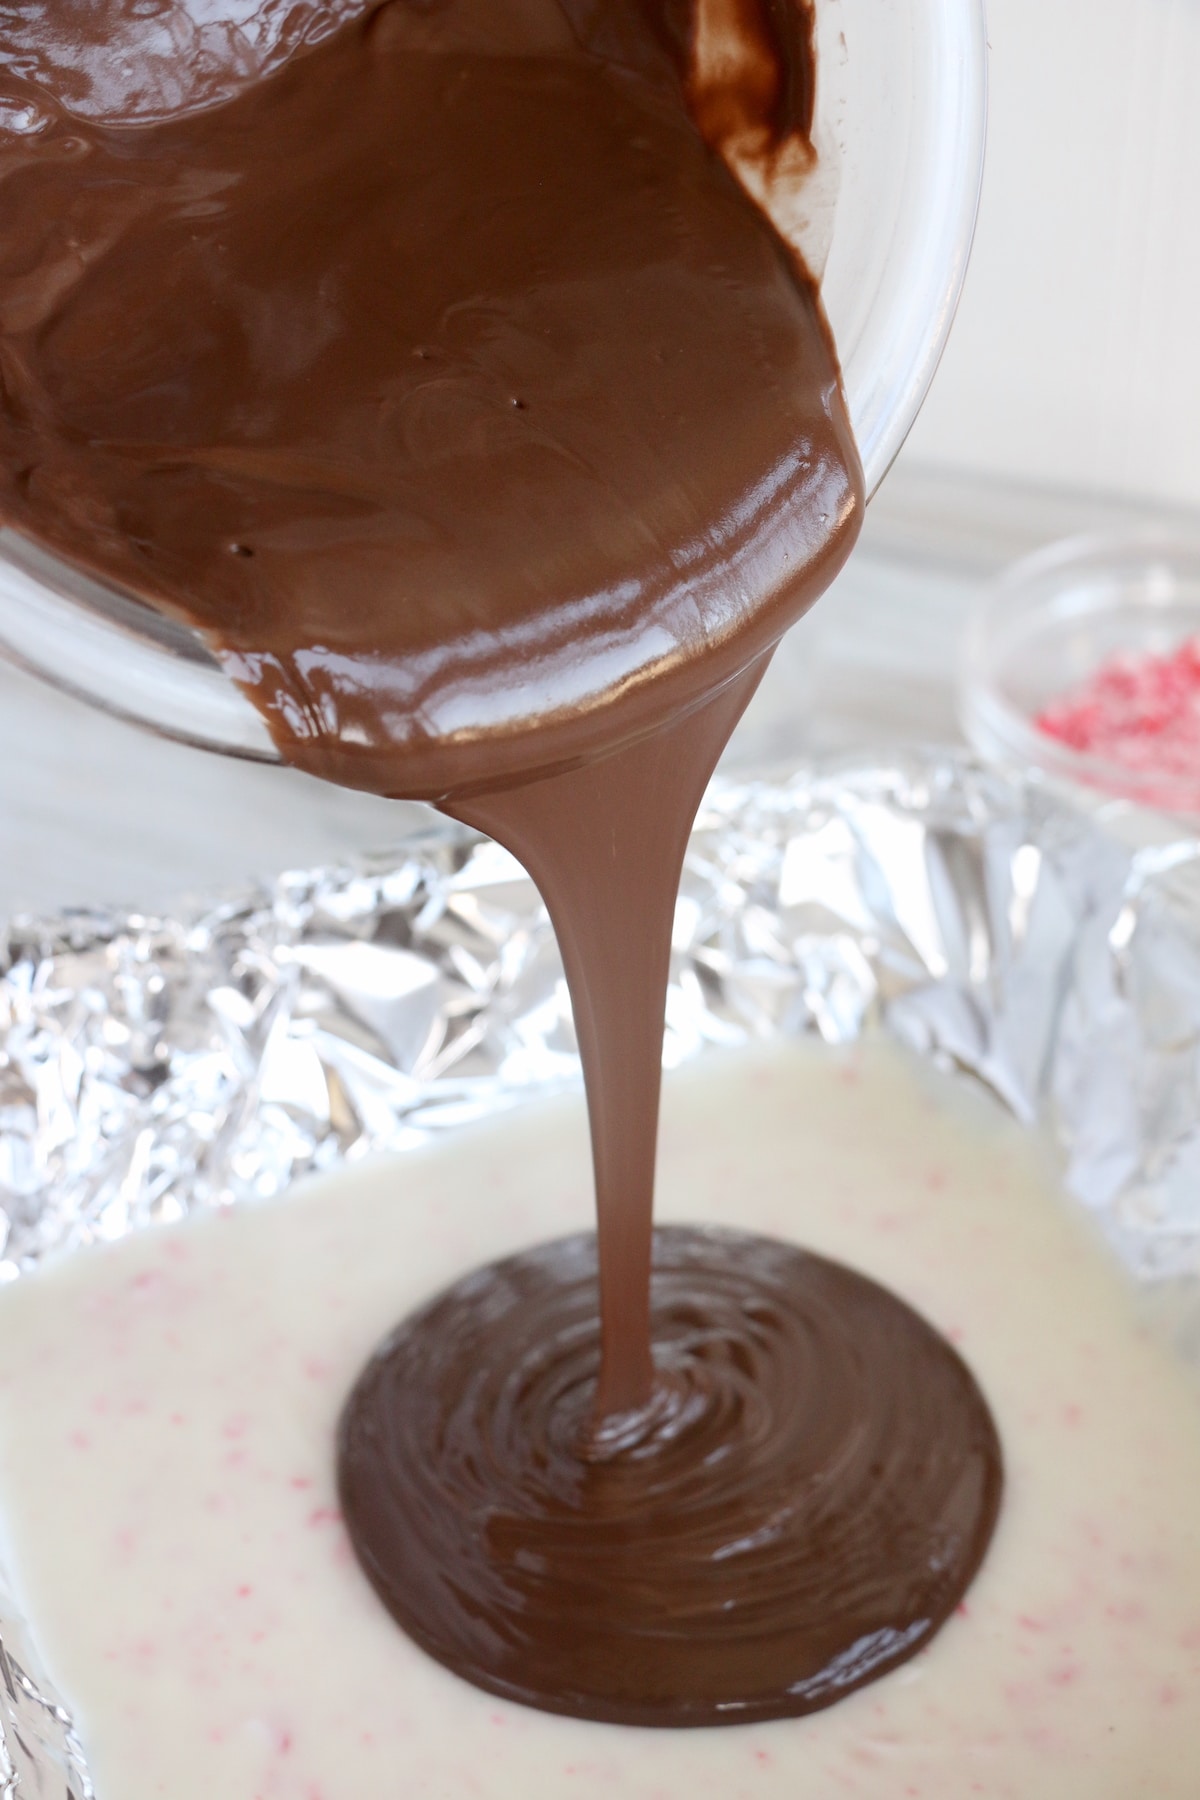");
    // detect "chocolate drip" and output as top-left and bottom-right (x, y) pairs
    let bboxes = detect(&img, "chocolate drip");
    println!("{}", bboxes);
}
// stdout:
(445, 657), (770, 1415)
(0, 0), (1002, 1730)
